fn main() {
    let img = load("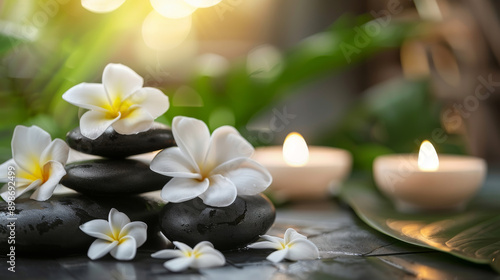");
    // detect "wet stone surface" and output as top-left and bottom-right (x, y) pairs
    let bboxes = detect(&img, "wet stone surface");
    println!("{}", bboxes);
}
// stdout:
(0, 200), (498, 279)
(0, 193), (164, 256)
(61, 159), (171, 196)
(66, 123), (175, 158)
(159, 194), (276, 250)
